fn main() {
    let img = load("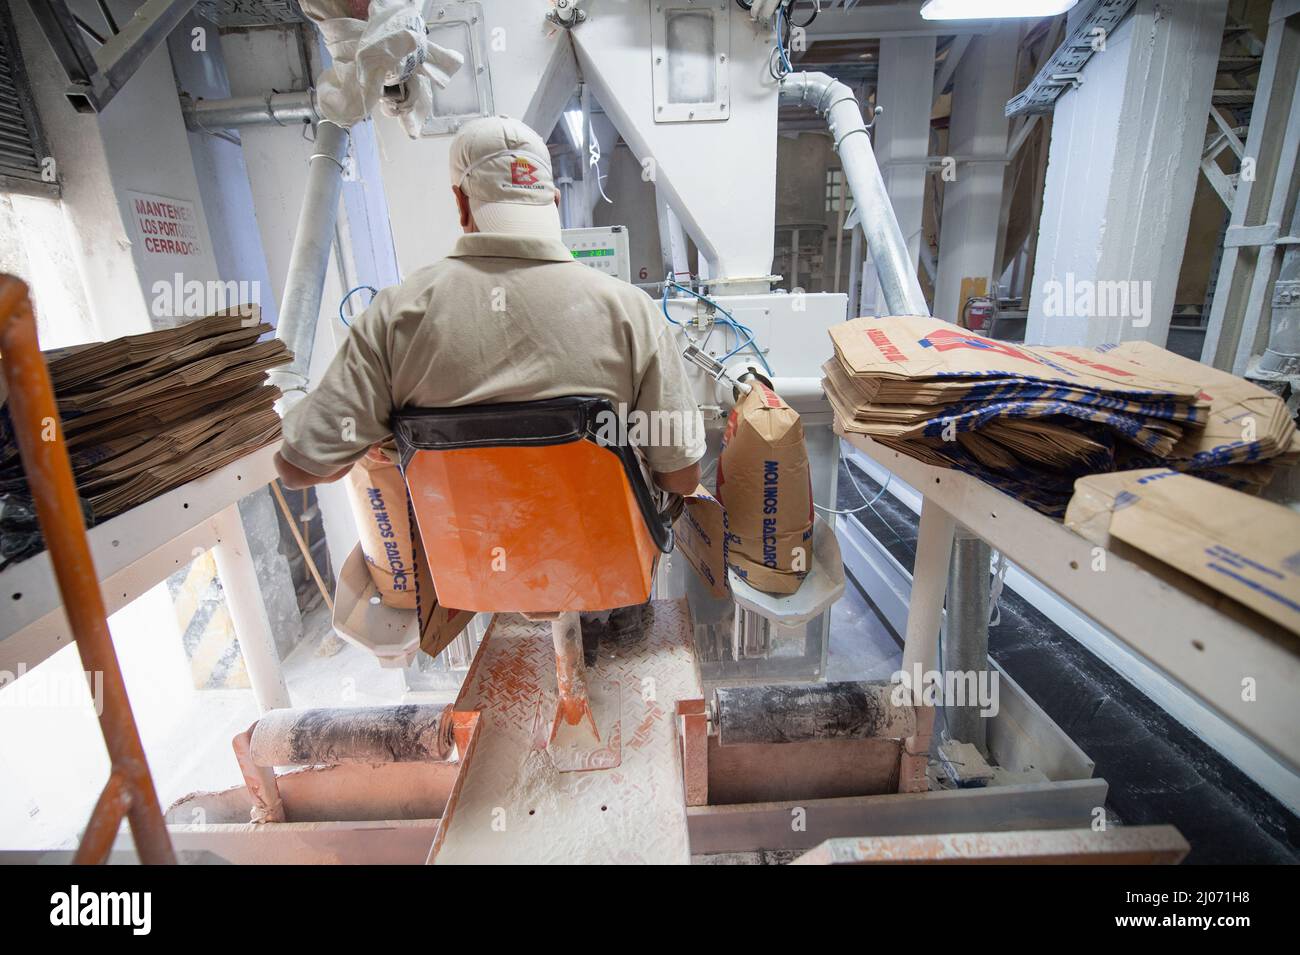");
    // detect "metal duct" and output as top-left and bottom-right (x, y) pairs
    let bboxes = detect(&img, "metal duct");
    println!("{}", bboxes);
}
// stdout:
(779, 71), (930, 318)
(181, 90), (317, 130)
(268, 119), (350, 410)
